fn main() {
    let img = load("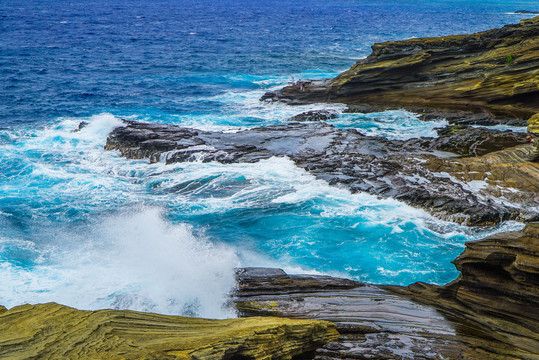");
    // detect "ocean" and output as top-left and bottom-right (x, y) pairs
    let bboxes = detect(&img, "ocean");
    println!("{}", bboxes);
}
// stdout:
(0, 0), (536, 318)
